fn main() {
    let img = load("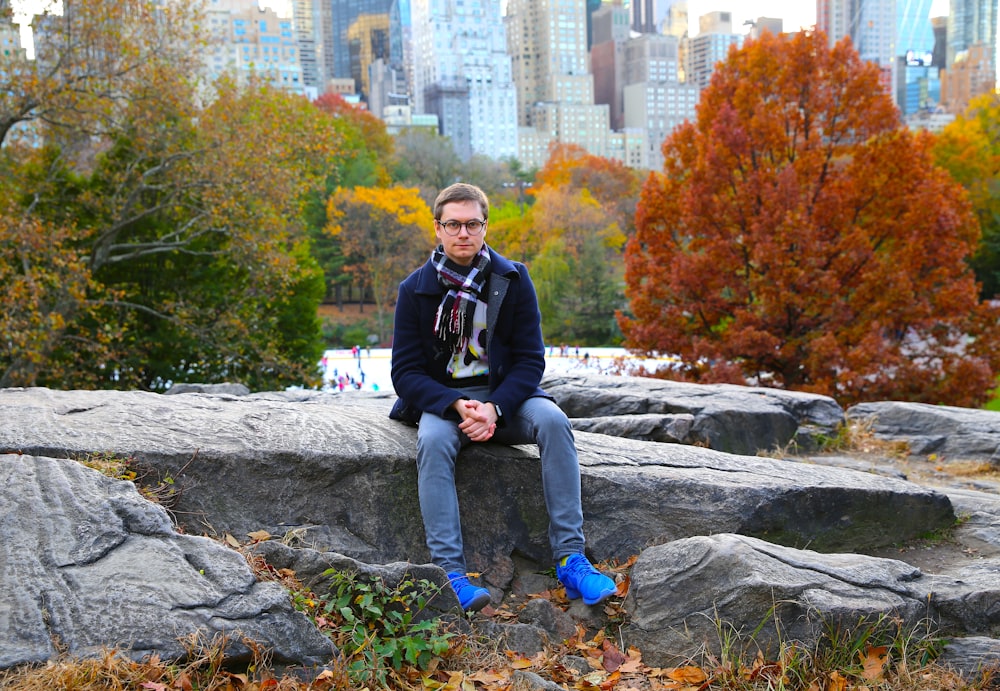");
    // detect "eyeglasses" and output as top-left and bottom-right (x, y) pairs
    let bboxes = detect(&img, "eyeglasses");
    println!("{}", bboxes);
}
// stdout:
(438, 219), (486, 236)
